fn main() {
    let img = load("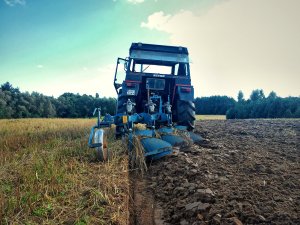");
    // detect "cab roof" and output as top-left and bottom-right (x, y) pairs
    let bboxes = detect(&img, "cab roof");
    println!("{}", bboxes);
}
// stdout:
(130, 42), (189, 55)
